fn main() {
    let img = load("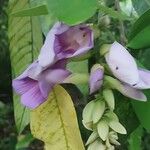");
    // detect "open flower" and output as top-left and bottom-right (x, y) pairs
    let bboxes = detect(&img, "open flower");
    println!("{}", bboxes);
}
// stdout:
(105, 41), (150, 101)
(89, 64), (104, 94)
(12, 60), (71, 109)
(38, 22), (93, 68)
